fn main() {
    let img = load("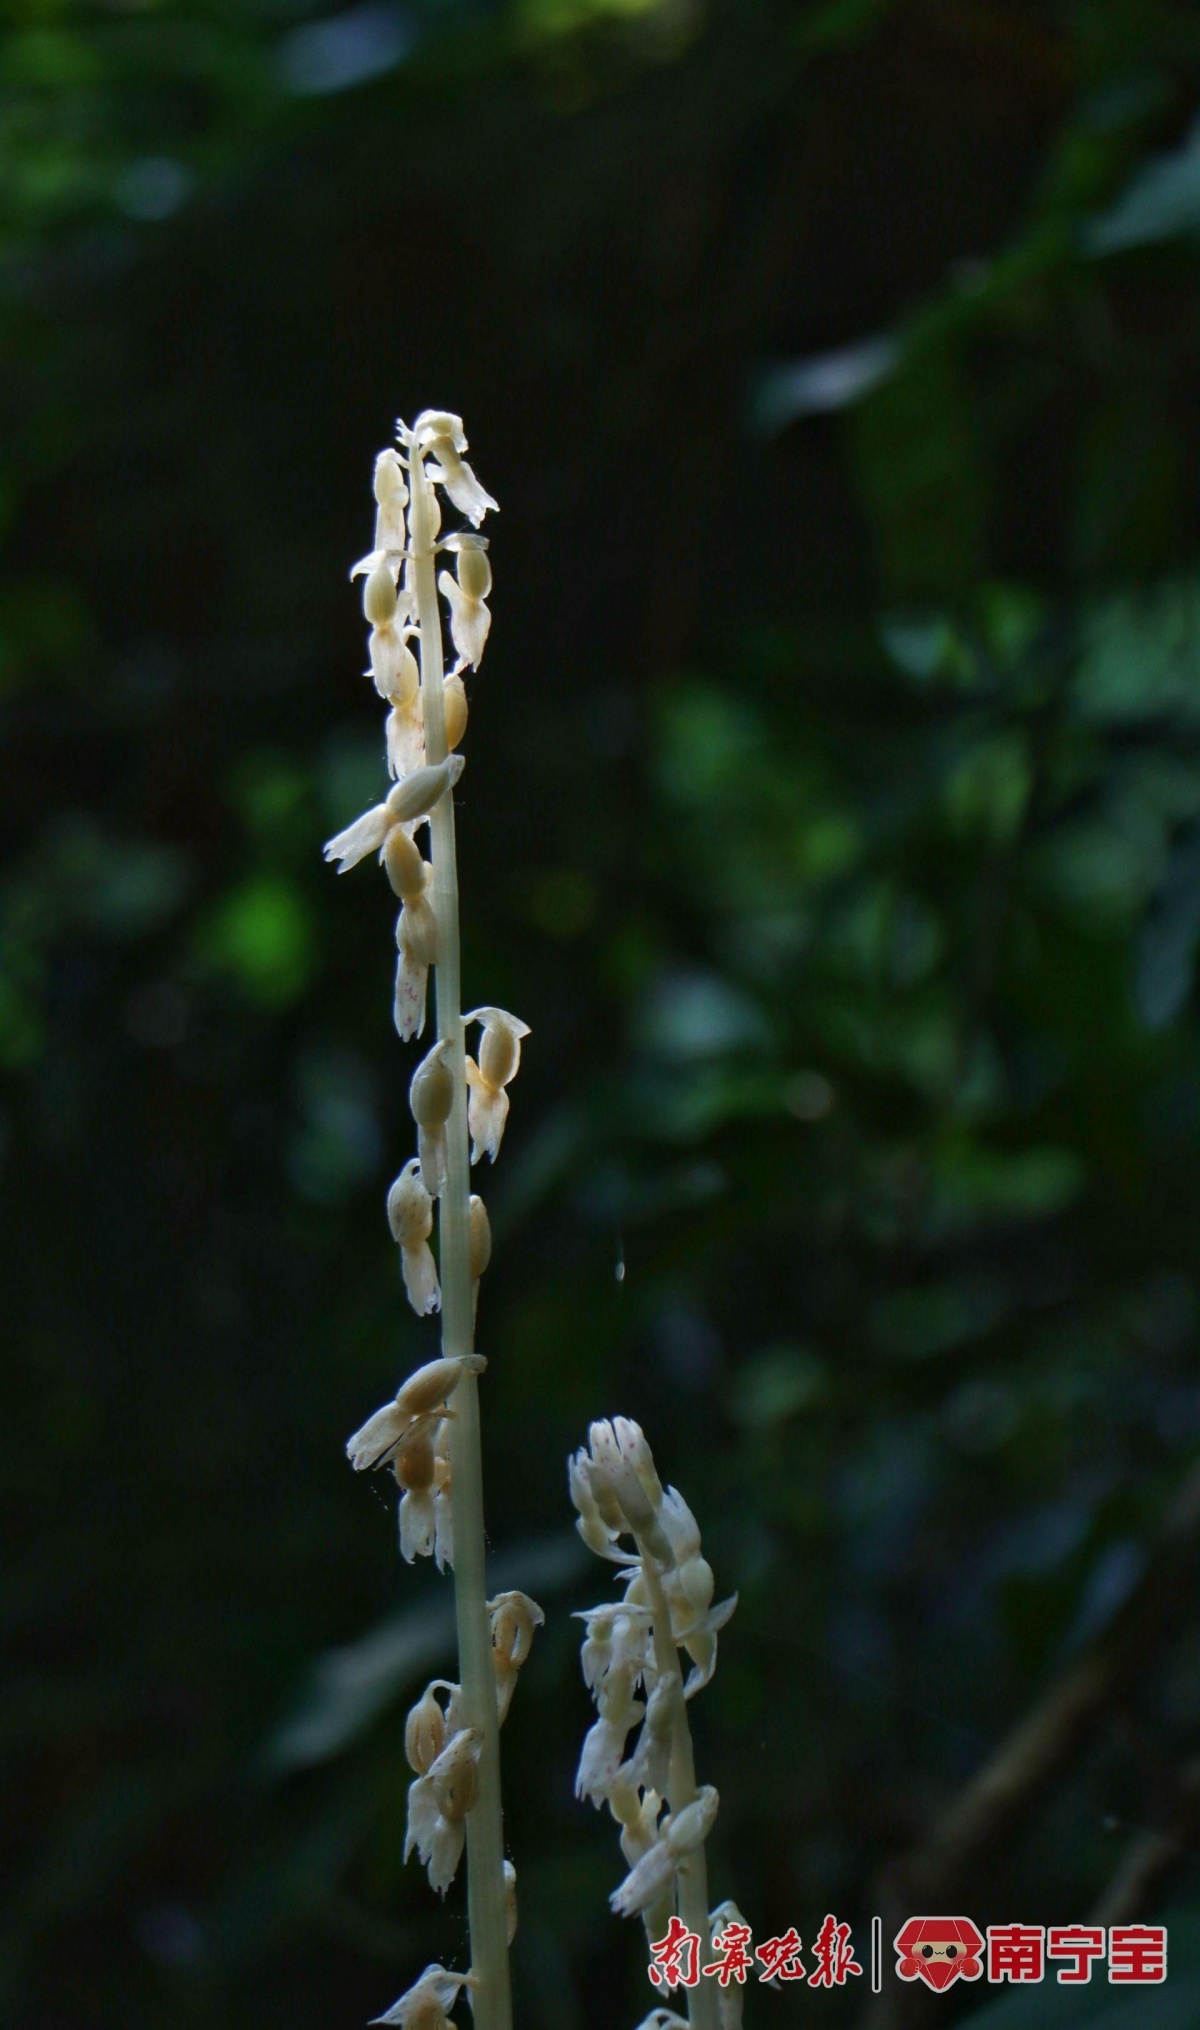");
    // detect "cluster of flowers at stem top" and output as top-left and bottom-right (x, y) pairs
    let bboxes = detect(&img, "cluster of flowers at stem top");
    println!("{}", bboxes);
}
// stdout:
(571, 1419), (746, 2030)
(326, 415), (542, 2028)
